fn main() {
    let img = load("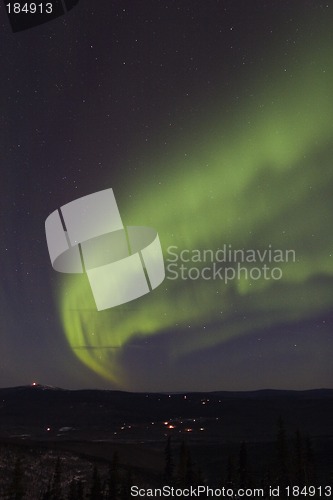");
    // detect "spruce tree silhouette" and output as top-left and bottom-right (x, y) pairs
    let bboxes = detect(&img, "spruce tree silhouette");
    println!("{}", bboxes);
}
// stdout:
(107, 452), (120, 500)
(164, 437), (174, 484)
(68, 480), (77, 500)
(275, 417), (290, 488)
(51, 457), (63, 500)
(304, 436), (317, 486)
(237, 442), (248, 489)
(8, 457), (25, 500)
(89, 465), (103, 500)
(120, 468), (132, 500)
(224, 455), (235, 489)
(294, 430), (305, 485)
(176, 440), (188, 488)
